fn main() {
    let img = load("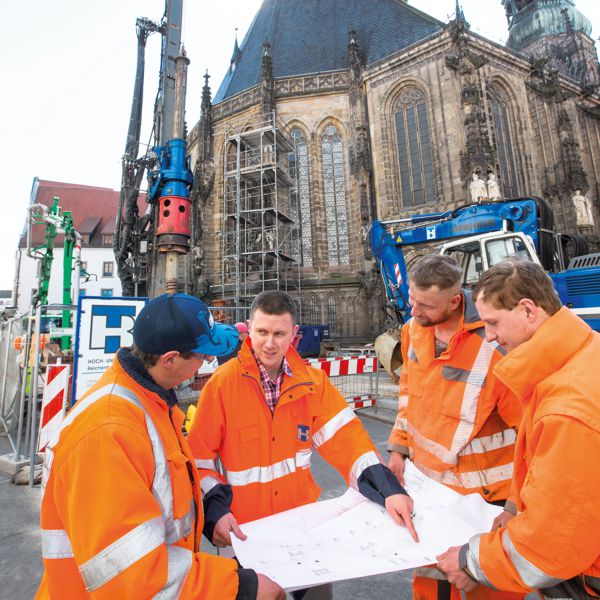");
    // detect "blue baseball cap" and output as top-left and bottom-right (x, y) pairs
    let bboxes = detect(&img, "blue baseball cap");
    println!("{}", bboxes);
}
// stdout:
(133, 293), (239, 357)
